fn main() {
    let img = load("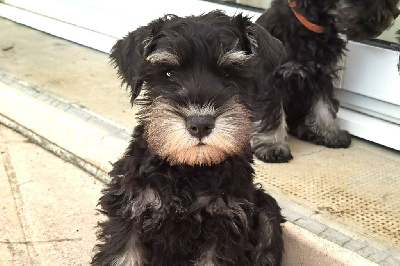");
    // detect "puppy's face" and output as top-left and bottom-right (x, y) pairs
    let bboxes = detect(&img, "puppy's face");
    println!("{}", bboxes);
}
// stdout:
(140, 96), (251, 166)
(111, 11), (285, 166)
(335, 0), (400, 40)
